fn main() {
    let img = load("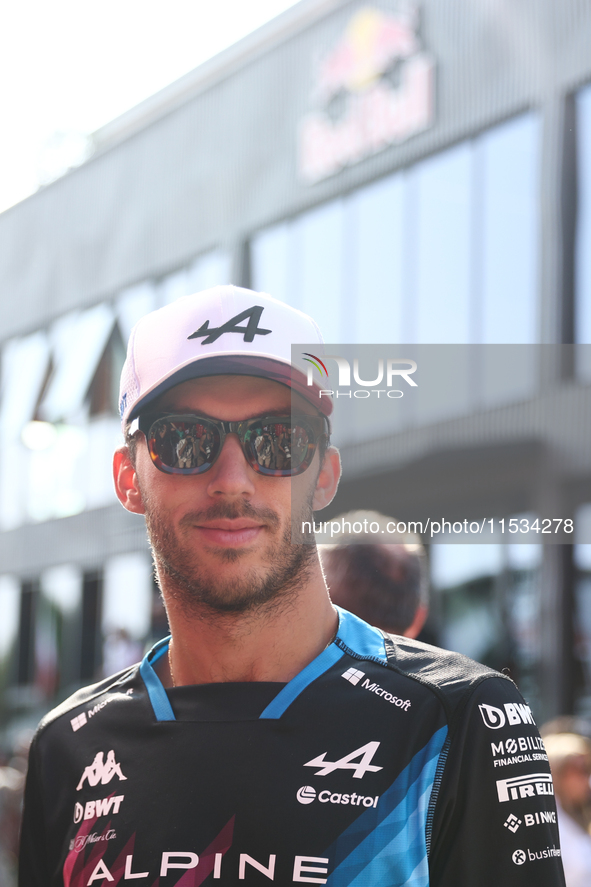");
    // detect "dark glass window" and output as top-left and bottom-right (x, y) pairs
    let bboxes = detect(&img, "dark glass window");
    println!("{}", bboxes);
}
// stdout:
(252, 113), (540, 348)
